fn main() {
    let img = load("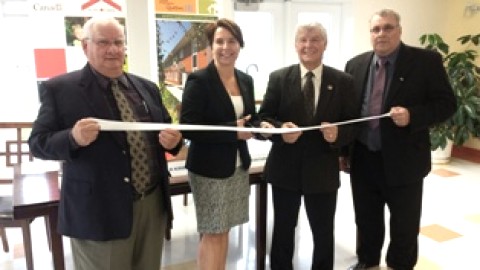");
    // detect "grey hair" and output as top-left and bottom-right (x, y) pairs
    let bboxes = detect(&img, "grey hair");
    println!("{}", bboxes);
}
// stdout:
(82, 16), (124, 40)
(295, 22), (328, 43)
(370, 9), (401, 25)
